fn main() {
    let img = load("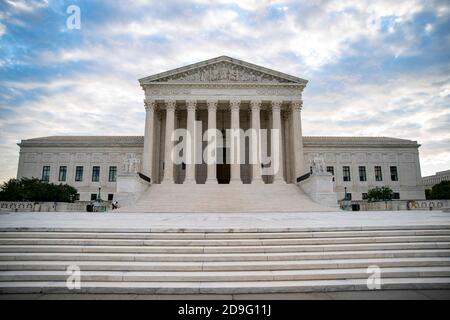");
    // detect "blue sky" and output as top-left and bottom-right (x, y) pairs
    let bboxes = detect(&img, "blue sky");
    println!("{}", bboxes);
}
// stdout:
(0, 0), (449, 182)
